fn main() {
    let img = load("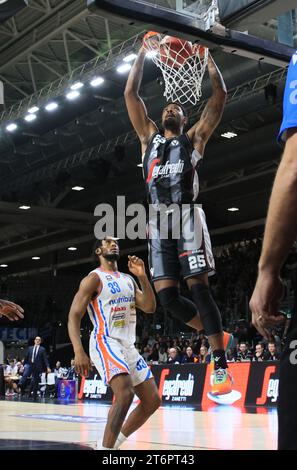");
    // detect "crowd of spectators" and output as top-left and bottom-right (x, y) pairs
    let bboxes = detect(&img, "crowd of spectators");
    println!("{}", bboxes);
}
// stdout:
(136, 331), (211, 364)
(3, 357), (77, 397)
(137, 331), (283, 365)
(212, 239), (296, 326)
